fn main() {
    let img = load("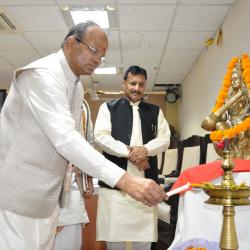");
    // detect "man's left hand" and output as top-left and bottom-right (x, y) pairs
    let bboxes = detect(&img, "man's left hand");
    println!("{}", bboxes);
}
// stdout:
(128, 146), (148, 163)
